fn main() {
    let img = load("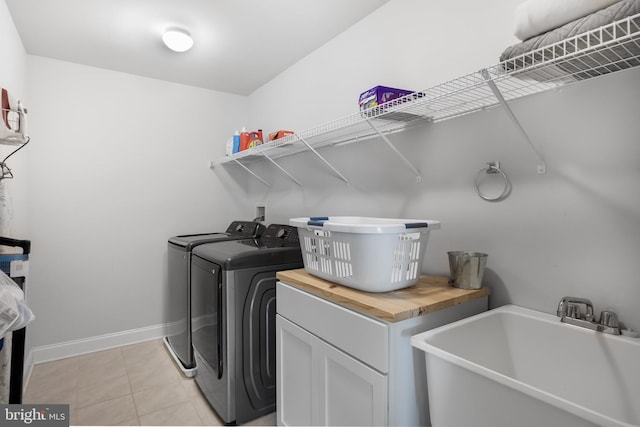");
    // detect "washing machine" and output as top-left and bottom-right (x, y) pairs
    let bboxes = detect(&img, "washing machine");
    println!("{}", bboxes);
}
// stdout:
(190, 223), (302, 425)
(165, 220), (265, 376)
